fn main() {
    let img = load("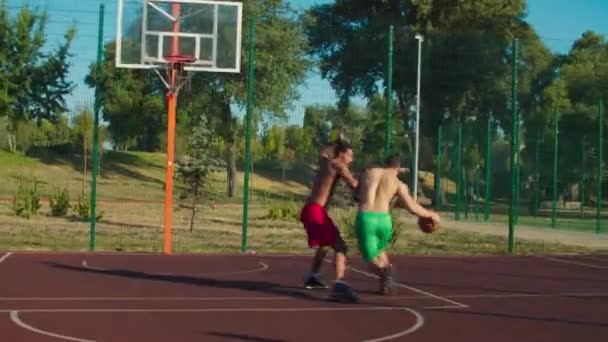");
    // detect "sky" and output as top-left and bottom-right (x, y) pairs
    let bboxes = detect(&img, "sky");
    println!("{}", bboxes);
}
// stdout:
(9, 0), (608, 125)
